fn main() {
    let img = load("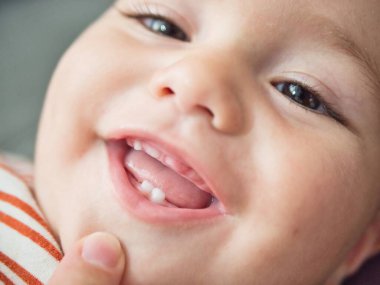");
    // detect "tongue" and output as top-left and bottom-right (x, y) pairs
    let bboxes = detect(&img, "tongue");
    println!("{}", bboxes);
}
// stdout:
(124, 149), (212, 209)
